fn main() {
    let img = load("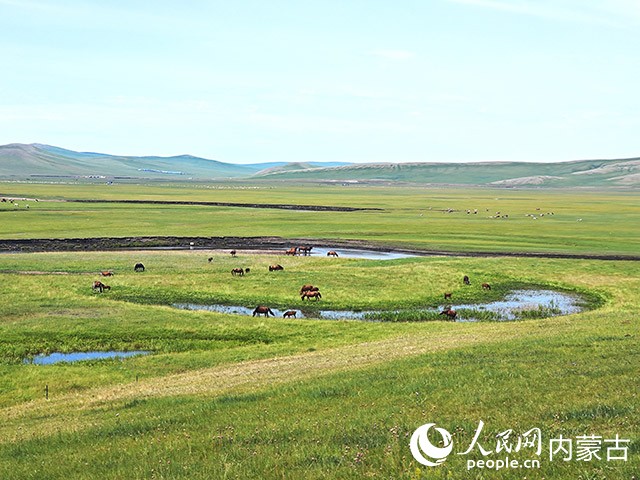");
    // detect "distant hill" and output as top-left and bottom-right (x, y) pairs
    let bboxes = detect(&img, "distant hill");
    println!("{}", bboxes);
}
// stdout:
(253, 159), (640, 187)
(0, 144), (353, 181)
(0, 143), (638, 187)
